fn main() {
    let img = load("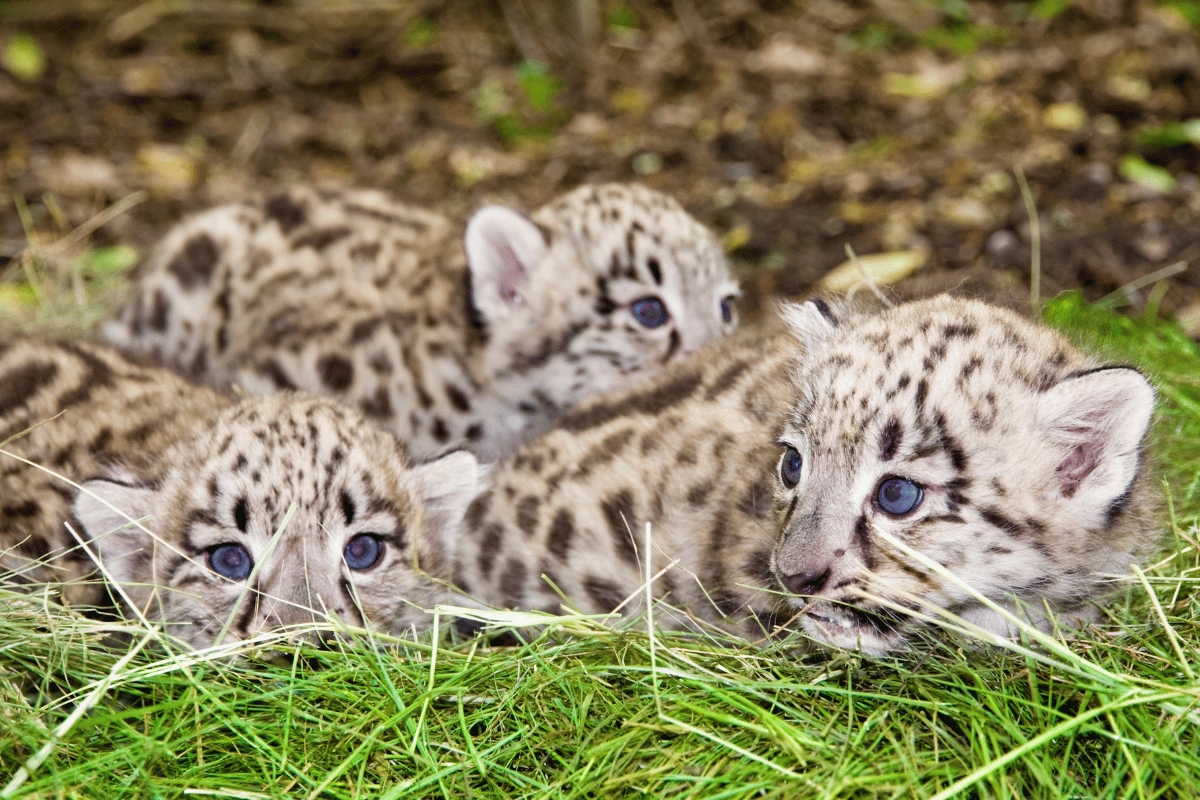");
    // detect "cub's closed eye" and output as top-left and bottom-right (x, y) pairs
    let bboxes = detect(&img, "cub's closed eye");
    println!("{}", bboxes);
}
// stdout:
(779, 446), (803, 489)
(208, 543), (253, 580)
